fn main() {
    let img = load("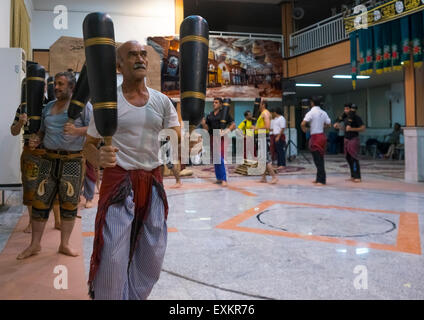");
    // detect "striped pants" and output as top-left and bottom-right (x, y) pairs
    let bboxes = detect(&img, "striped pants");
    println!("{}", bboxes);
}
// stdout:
(91, 186), (167, 300)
